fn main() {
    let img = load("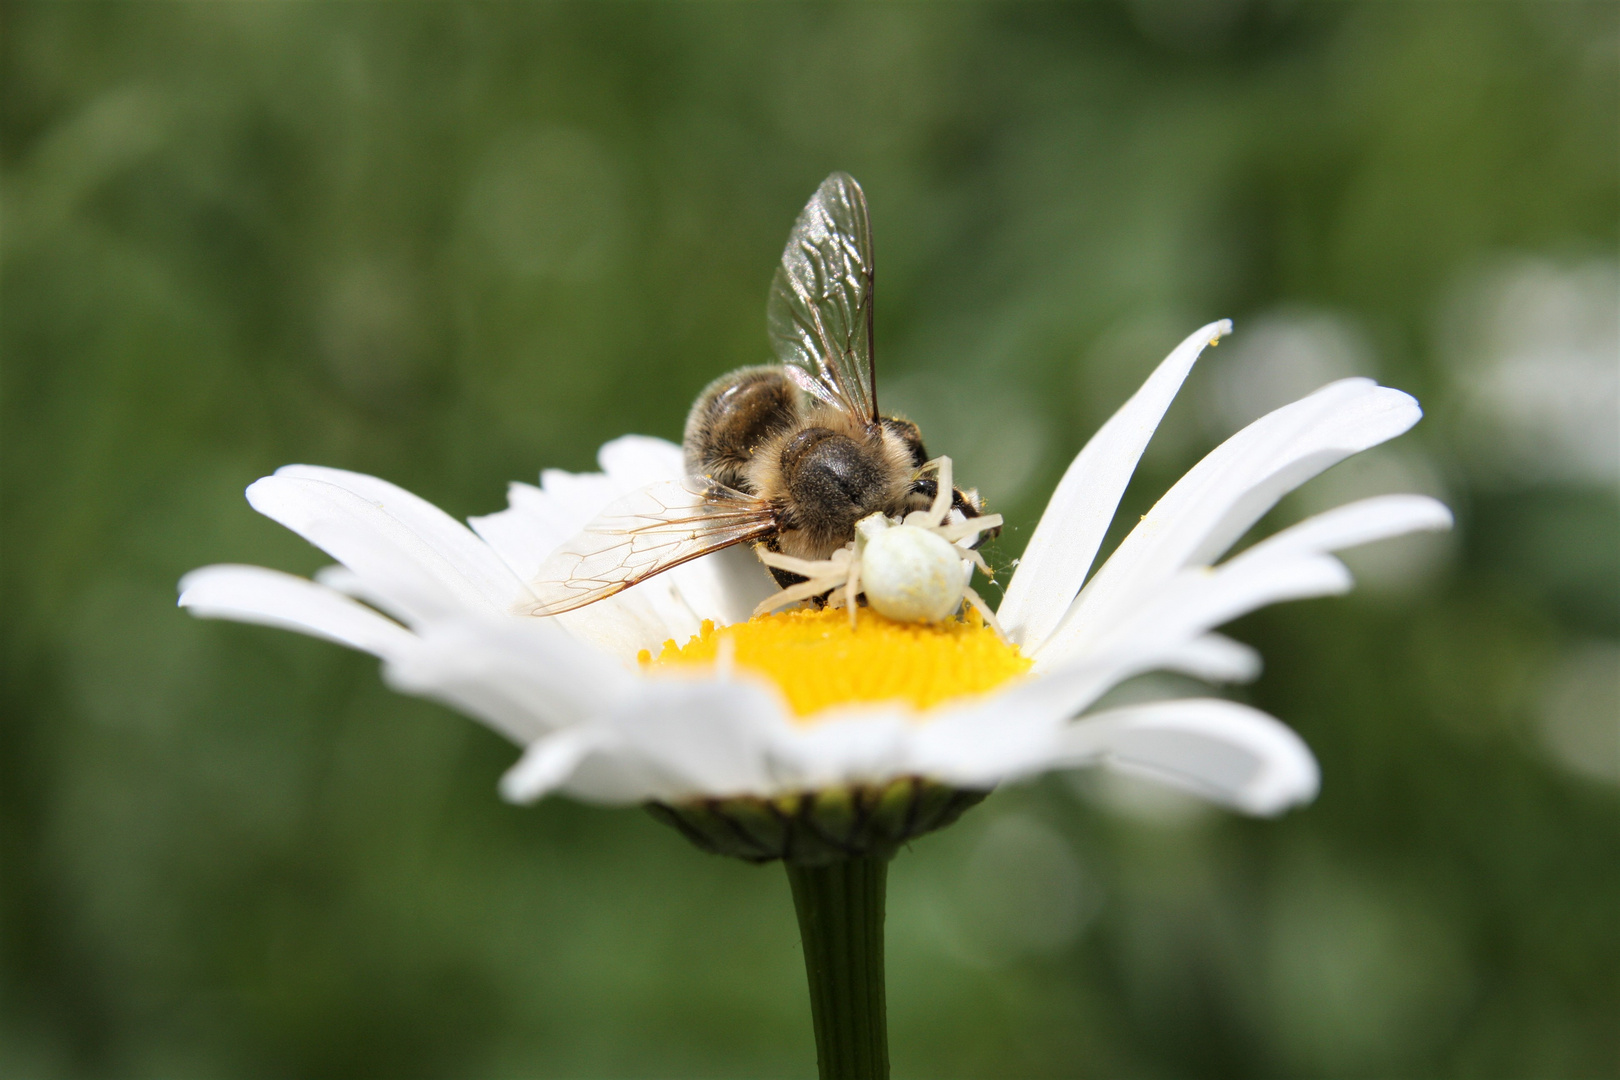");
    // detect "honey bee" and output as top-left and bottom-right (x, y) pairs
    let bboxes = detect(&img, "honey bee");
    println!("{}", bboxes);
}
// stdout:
(523, 172), (994, 615)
